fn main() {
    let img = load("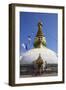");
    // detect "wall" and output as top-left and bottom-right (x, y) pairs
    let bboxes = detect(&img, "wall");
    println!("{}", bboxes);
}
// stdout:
(0, 0), (66, 90)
